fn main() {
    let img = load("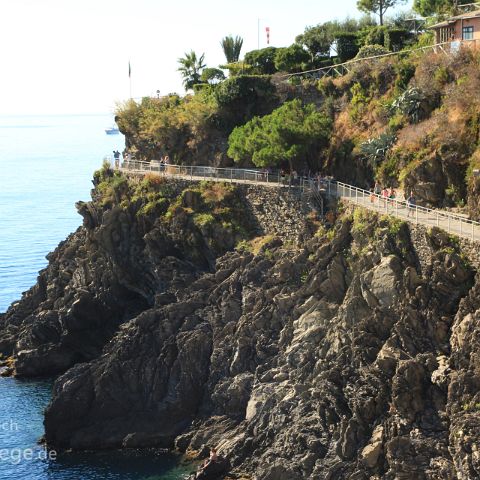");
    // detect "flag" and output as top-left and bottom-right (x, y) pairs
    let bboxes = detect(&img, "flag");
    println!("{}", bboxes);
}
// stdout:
(266, 27), (270, 45)
(128, 61), (131, 78)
